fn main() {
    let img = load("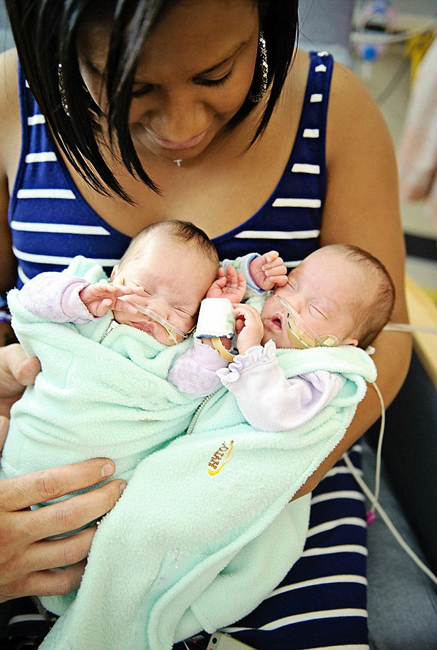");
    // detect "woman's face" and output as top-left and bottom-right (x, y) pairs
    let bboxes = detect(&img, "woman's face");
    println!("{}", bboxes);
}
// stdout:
(77, 0), (259, 162)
